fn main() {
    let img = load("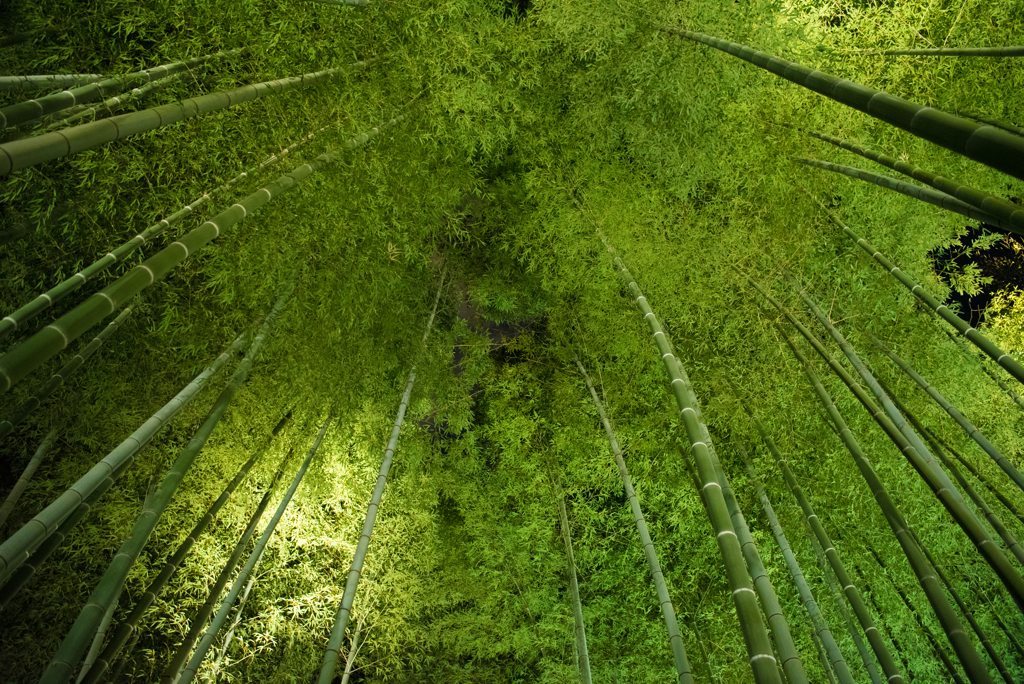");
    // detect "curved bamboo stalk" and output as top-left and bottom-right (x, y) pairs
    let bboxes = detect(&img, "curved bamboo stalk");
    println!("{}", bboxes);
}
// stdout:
(882, 46), (1024, 56)
(731, 438), (856, 684)
(0, 123), (332, 343)
(0, 116), (396, 394)
(80, 414), (291, 684)
(558, 495), (592, 684)
(0, 331), (246, 586)
(38, 287), (291, 684)
(795, 157), (1013, 234)
(0, 50), (245, 130)
(872, 334), (1024, 496)
(574, 358), (695, 684)
(762, 275), (1024, 613)
(0, 304), (133, 440)
(808, 196), (1024, 388)
(0, 58), (375, 175)
(0, 75), (103, 92)
(0, 428), (58, 528)
(657, 27), (1024, 181)
(773, 315), (992, 683)
(613, 255), (782, 684)
(159, 448), (294, 683)
(317, 276), (444, 684)
(176, 413), (333, 684)
(807, 130), (1024, 233)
